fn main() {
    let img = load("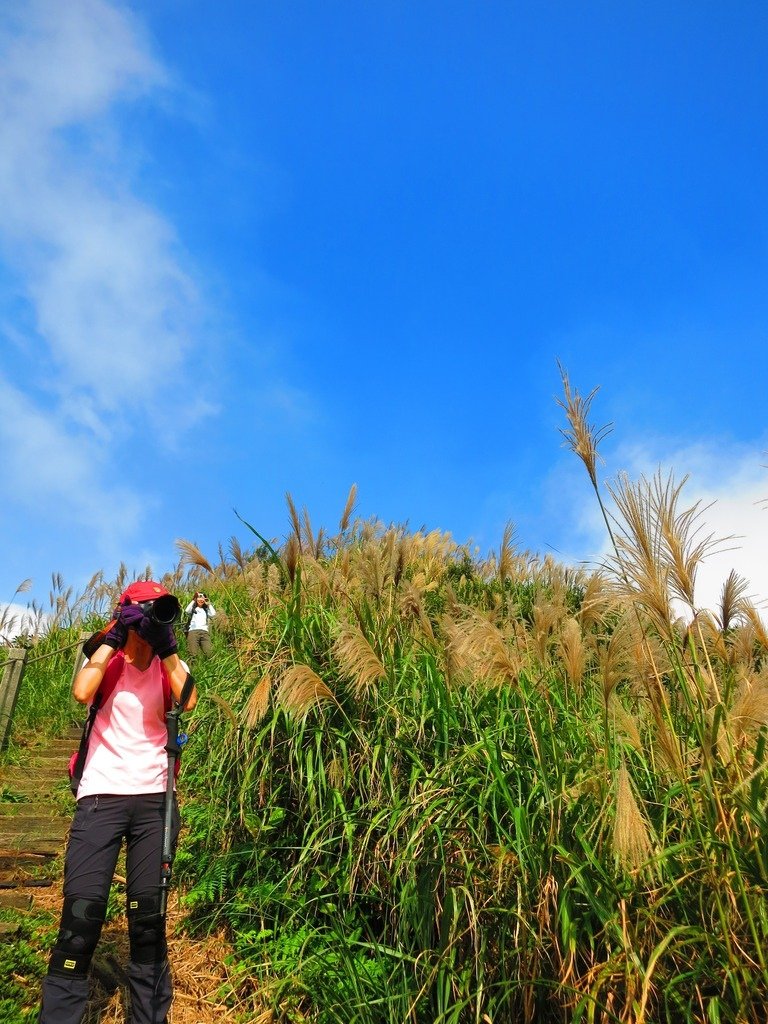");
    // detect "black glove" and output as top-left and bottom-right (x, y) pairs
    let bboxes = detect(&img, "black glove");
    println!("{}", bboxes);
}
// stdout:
(103, 604), (146, 650)
(137, 618), (178, 660)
